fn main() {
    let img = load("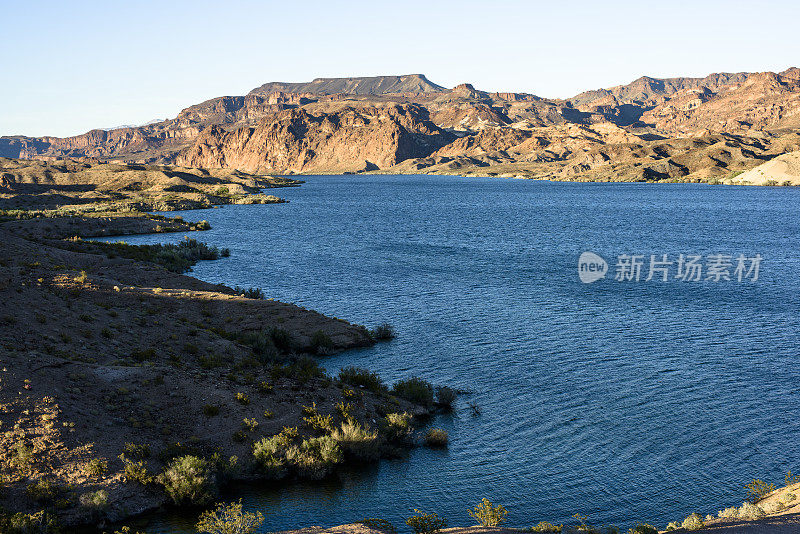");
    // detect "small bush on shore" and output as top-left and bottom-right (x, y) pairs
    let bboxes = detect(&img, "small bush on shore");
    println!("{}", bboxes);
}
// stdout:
(120, 455), (153, 485)
(392, 377), (435, 408)
(745, 479), (775, 502)
(425, 428), (448, 448)
(310, 330), (334, 354)
(234, 286), (265, 300)
(0, 510), (61, 533)
(370, 323), (396, 341)
(382, 412), (413, 443)
(628, 523), (657, 534)
(331, 420), (381, 460)
(285, 435), (343, 479)
(736, 501), (766, 520)
(681, 513), (704, 531)
(158, 455), (216, 505)
(358, 519), (396, 533)
(529, 521), (561, 532)
(338, 367), (387, 393)
(252, 427), (298, 479)
(196, 499), (264, 534)
(79, 489), (109, 510)
(406, 509), (447, 534)
(468, 498), (508, 527)
(435, 386), (456, 408)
